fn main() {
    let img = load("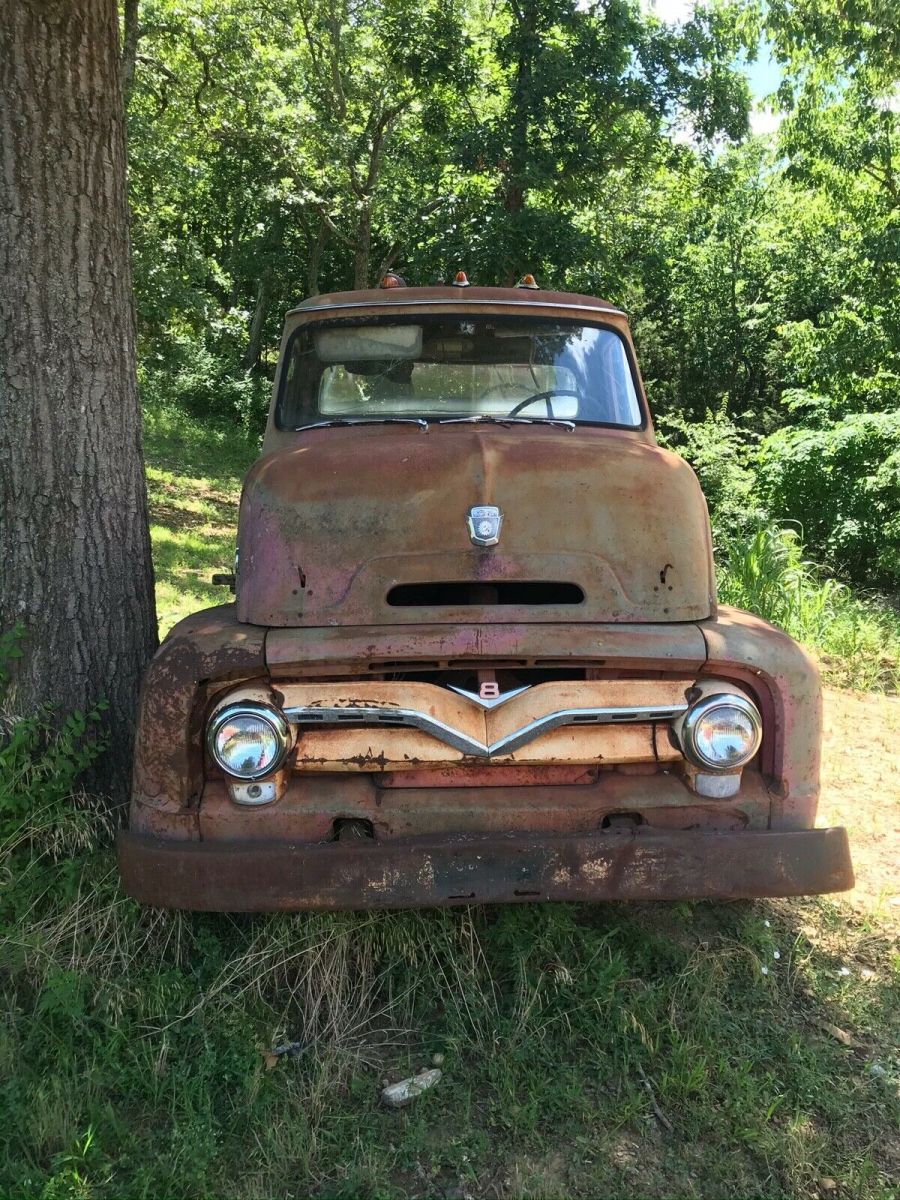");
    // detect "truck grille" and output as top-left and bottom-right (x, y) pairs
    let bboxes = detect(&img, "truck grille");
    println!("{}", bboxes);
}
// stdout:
(285, 700), (686, 758)
(275, 677), (691, 772)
